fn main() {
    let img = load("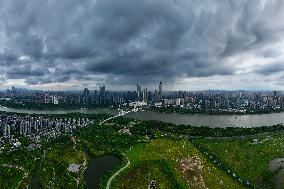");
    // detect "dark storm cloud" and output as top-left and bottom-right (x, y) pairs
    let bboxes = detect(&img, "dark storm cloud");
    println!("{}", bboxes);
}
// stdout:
(0, 0), (284, 86)
(6, 64), (47, 79)
(255, 61), (284, 75)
